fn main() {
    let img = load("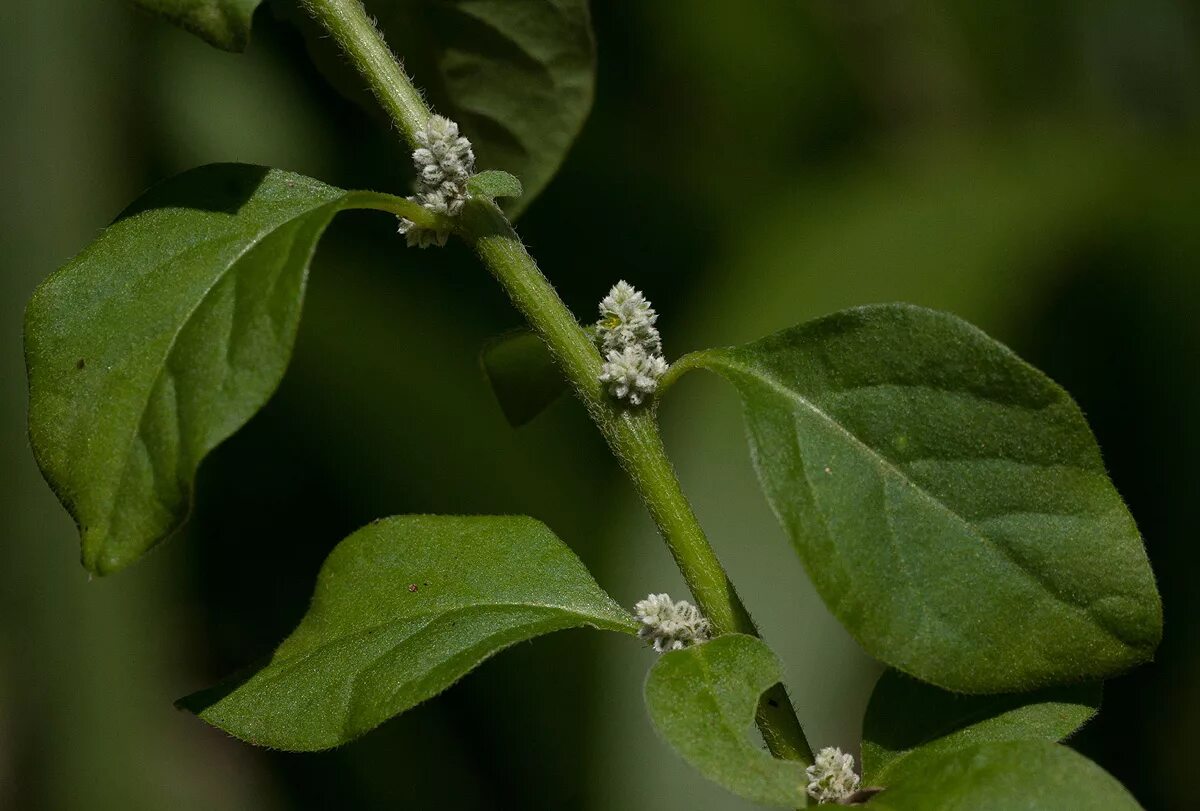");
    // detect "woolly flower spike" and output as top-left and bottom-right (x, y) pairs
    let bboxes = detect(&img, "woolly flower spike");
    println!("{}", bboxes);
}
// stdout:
(595, 281), (669, 405)
(634, 593), (711, 652)
(806, 747), (861, 804)
(398, 115), (476, 248)
(598, 280), (661, 354)
(599, 344), (669, 406)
